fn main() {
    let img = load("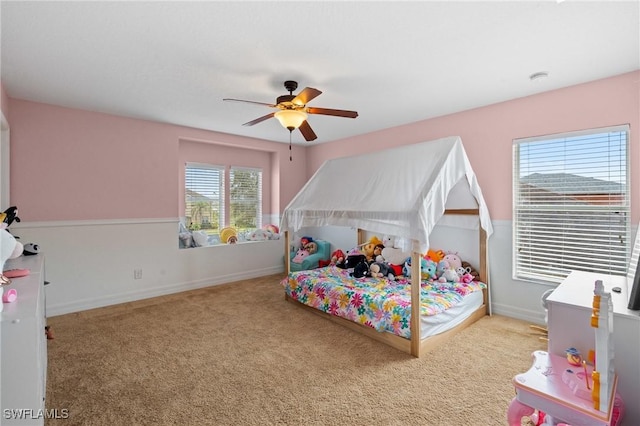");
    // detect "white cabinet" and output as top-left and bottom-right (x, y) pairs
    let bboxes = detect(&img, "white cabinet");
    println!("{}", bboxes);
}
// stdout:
(1, 255), (47, 426)
(547, 271), (640, 426)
